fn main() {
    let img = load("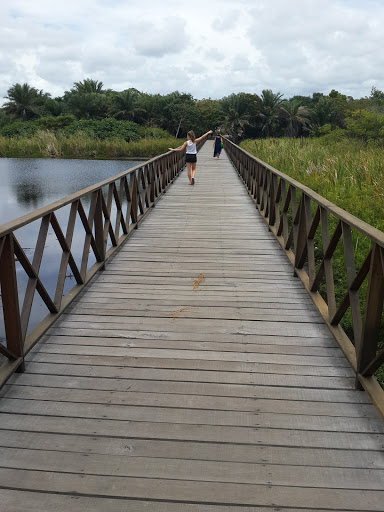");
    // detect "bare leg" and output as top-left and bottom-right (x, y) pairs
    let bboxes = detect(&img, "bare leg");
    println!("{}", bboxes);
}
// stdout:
(191, 162), (197, 179)
(186, 162), (192, 184)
